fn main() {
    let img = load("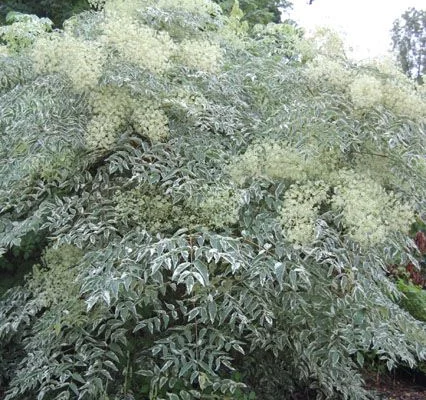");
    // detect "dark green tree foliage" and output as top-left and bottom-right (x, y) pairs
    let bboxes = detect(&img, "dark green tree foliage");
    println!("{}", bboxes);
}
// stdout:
(0, 1), (426, 399)
(392, 7), (426, 84)
(214, 0), (289, 25)
(397, 280), (426, 322)
(0, 0), (288, 27)
(0, 0), (88, 26)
